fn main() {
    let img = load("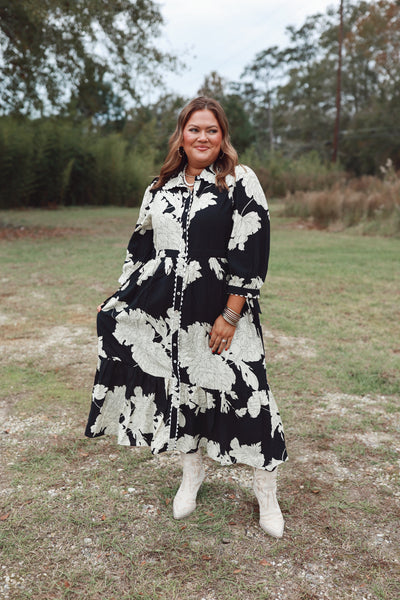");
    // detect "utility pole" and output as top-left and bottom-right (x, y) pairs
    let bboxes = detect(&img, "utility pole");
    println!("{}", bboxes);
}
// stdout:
(332, 0), (344, 162)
